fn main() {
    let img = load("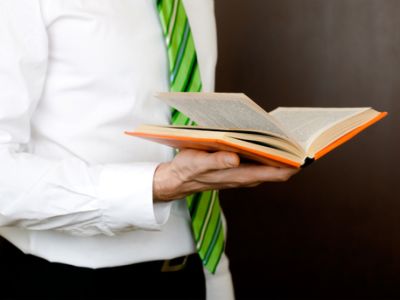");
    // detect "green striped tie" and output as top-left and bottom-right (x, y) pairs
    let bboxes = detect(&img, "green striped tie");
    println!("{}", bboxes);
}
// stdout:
(157, 0), (224, 274)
